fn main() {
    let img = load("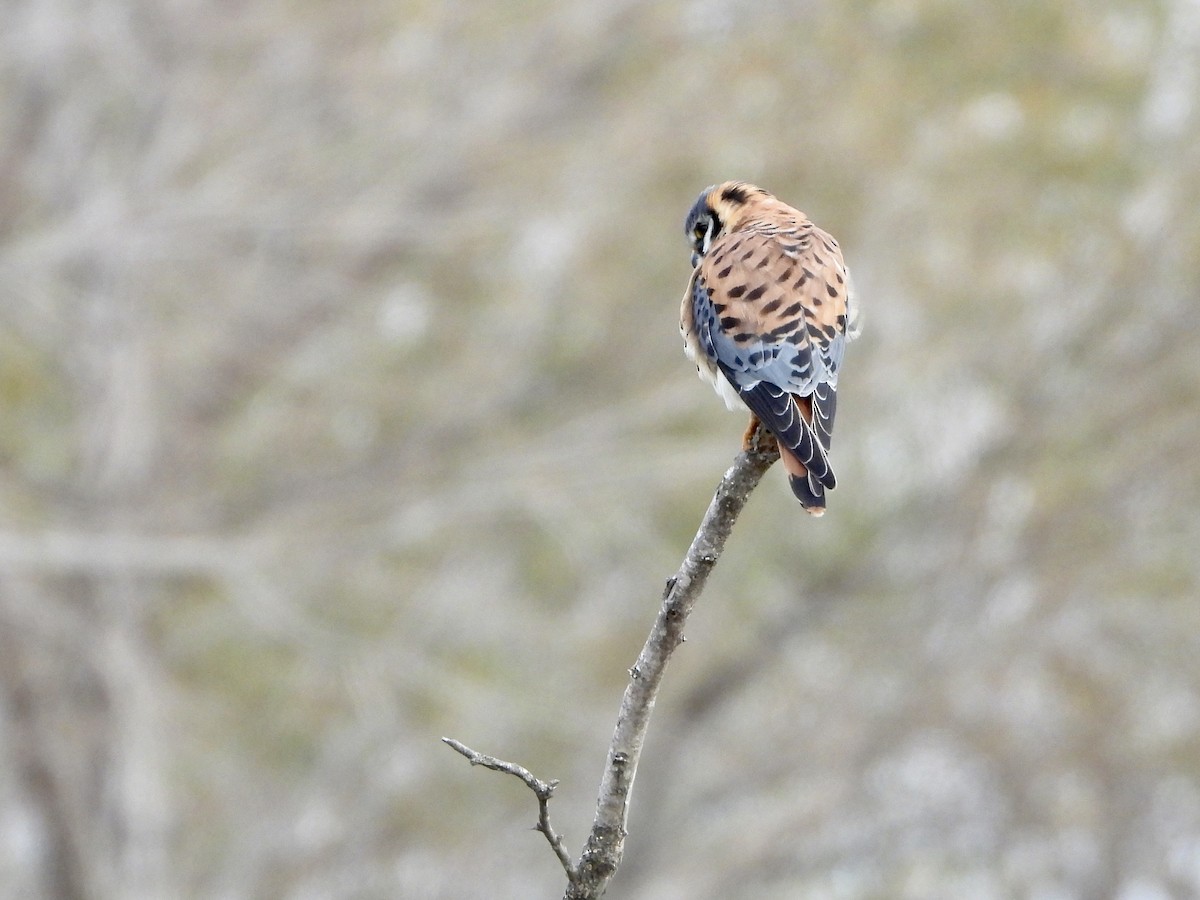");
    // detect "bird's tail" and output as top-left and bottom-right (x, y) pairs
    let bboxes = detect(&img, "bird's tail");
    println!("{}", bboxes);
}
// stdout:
(777, 394), (835, 516)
